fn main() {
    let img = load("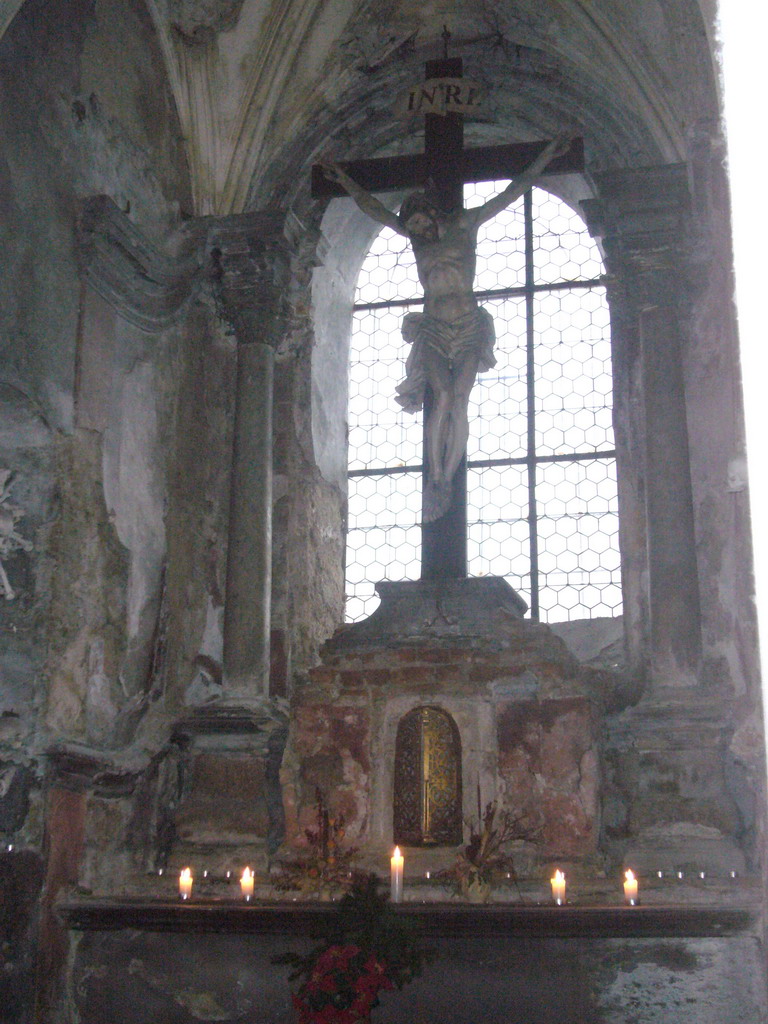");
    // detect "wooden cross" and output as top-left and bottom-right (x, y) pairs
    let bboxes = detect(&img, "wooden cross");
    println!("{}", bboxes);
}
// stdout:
(312, 56), (584, 581)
